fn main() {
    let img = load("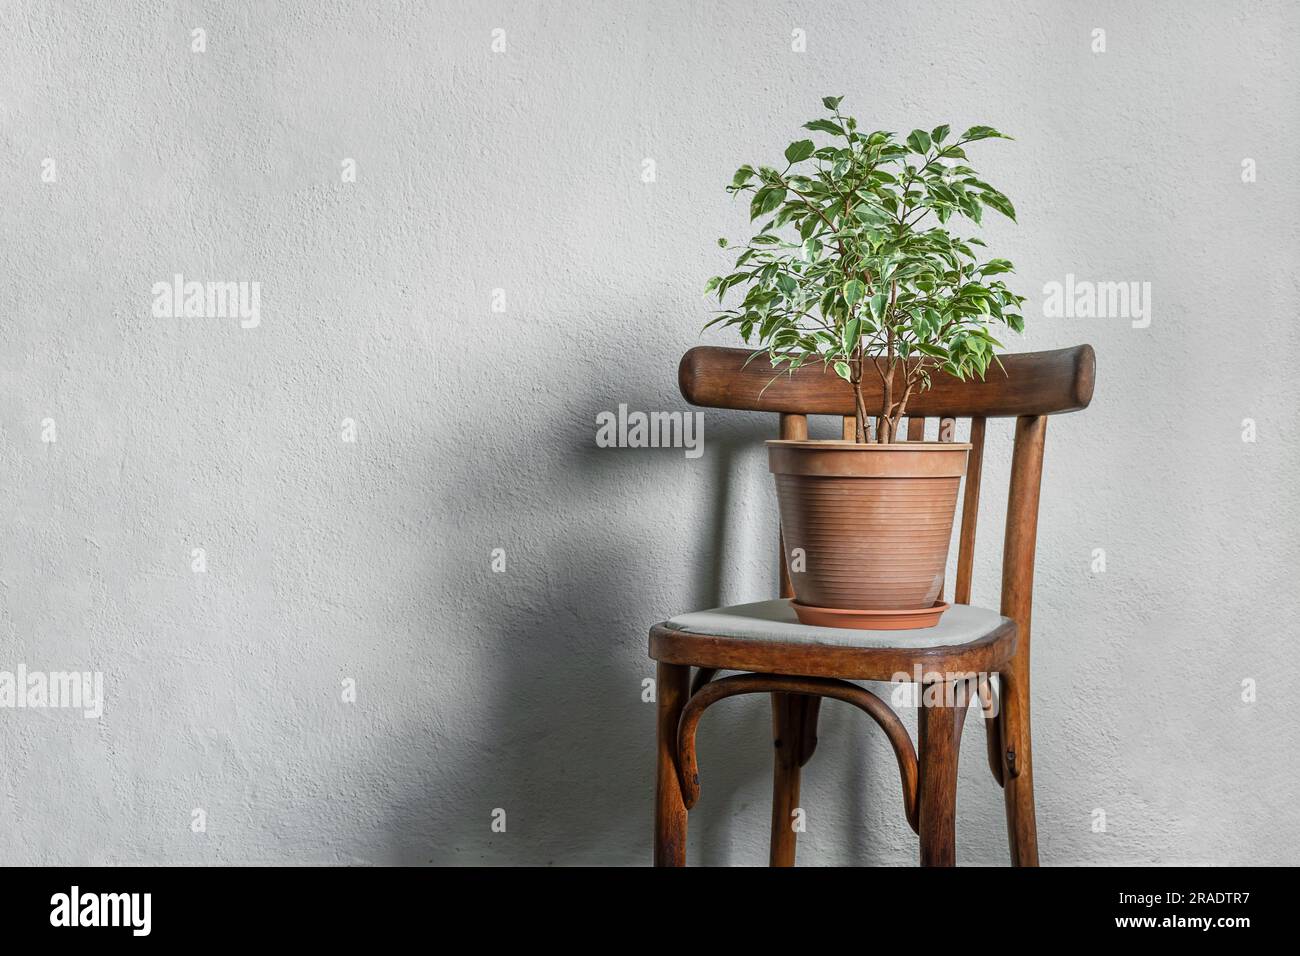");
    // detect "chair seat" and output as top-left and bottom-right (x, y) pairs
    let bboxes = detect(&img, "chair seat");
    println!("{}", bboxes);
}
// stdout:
(650, 599), (1017, 681)
(667, 599), (1010, 648)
